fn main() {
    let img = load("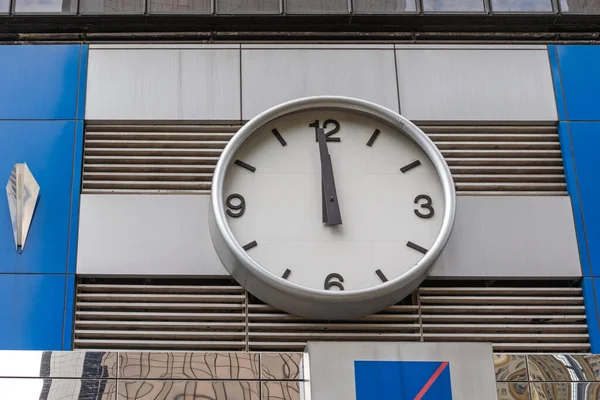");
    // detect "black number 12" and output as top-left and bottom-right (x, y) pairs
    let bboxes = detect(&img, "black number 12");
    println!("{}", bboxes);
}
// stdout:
(310, 119), (341, 142)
